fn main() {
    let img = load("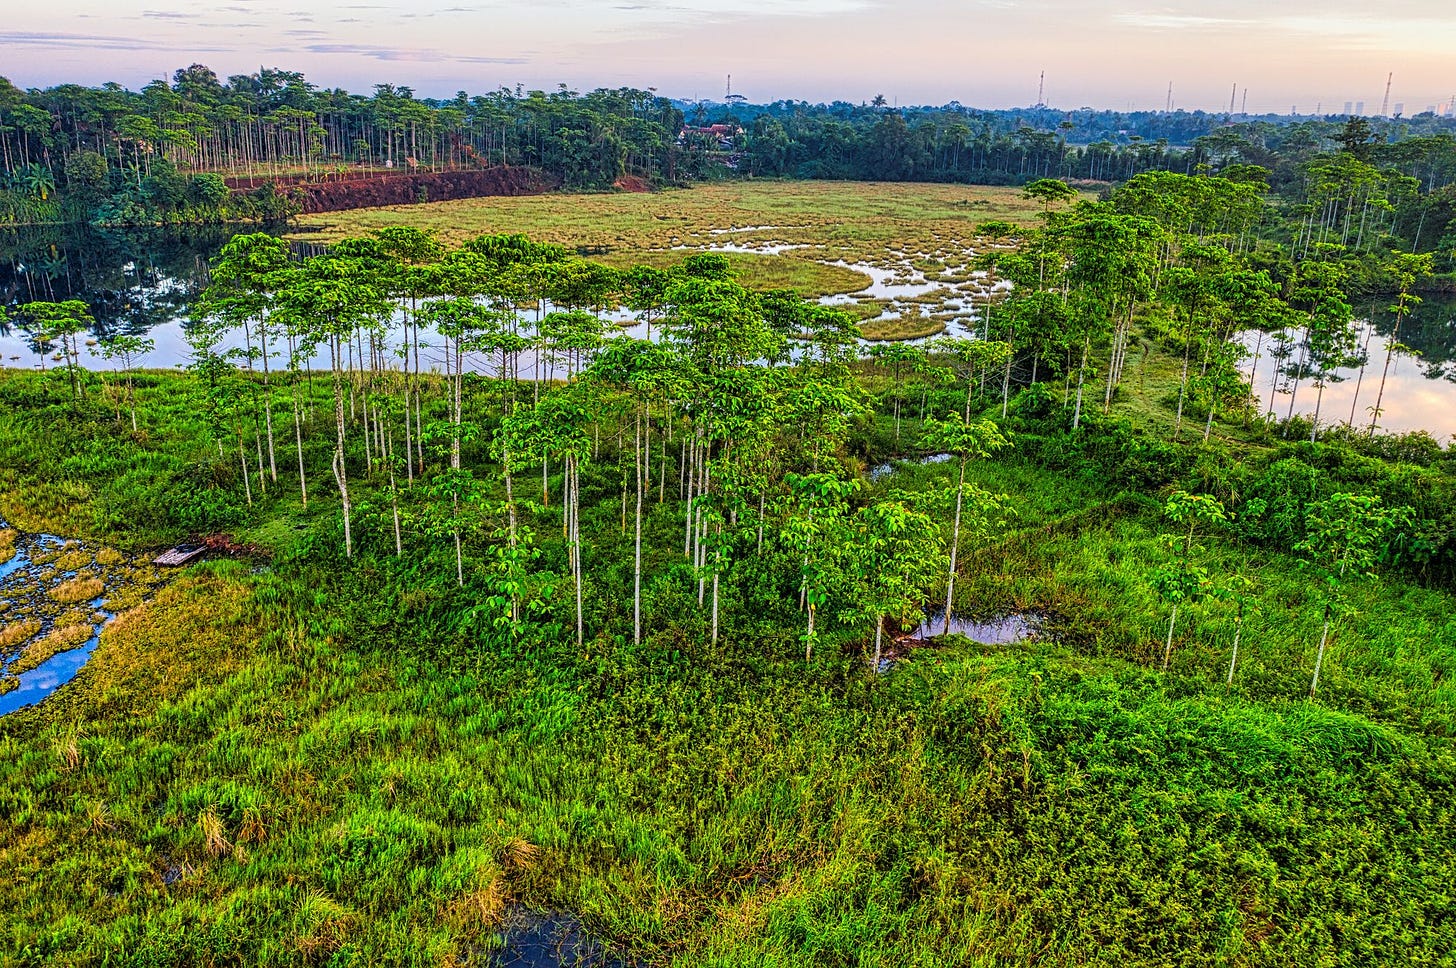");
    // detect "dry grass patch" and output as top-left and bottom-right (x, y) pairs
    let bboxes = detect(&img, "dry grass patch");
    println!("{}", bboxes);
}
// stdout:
(0, 529), (15, 564)
(1, 619), (42, 653)
(9, 623), (93, 675)
(596, 249), (870, 298)
(49, 577), (104, 605)
(54, 548), (95, 572)
(860, 313), (947, 342)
